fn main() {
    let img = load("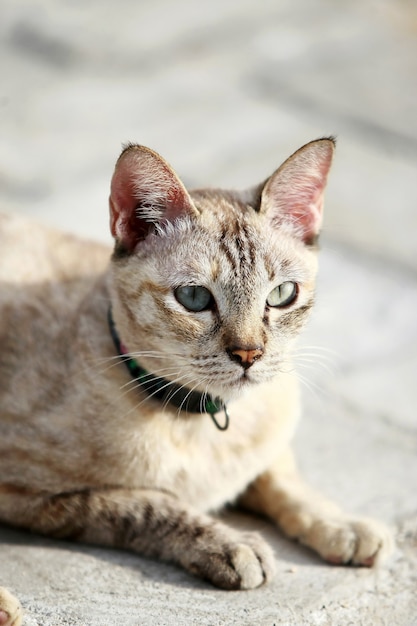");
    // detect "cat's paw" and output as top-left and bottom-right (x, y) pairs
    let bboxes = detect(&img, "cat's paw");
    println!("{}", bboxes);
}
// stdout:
(0, 588), (23, 626)
(306, 516), (393, 567)
(188, 530), (276, 590)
